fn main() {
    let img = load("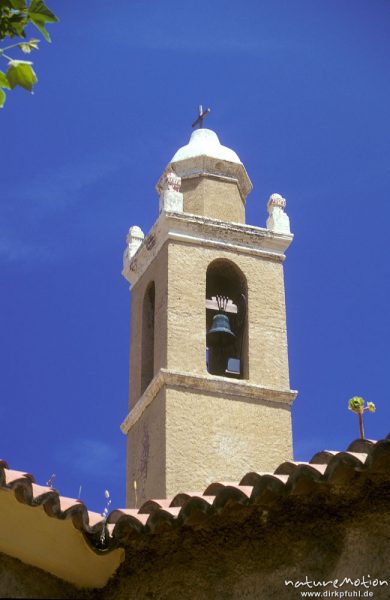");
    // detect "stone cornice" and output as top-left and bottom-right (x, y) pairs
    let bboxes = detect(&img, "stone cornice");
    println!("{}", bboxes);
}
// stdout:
(122, 212), (294, 288)
(120, 368), (298, 434)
